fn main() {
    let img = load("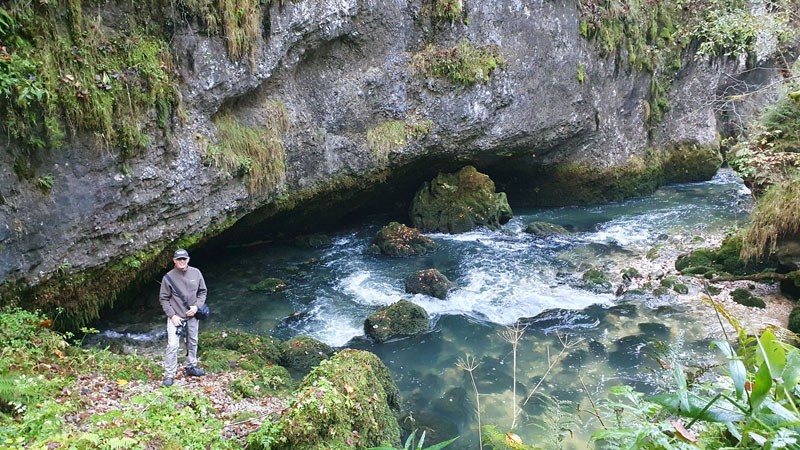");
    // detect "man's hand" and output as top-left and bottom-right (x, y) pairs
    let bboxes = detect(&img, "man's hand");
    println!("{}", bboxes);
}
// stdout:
(187, 305), (198, 317)
(171, 315), (183, 327)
